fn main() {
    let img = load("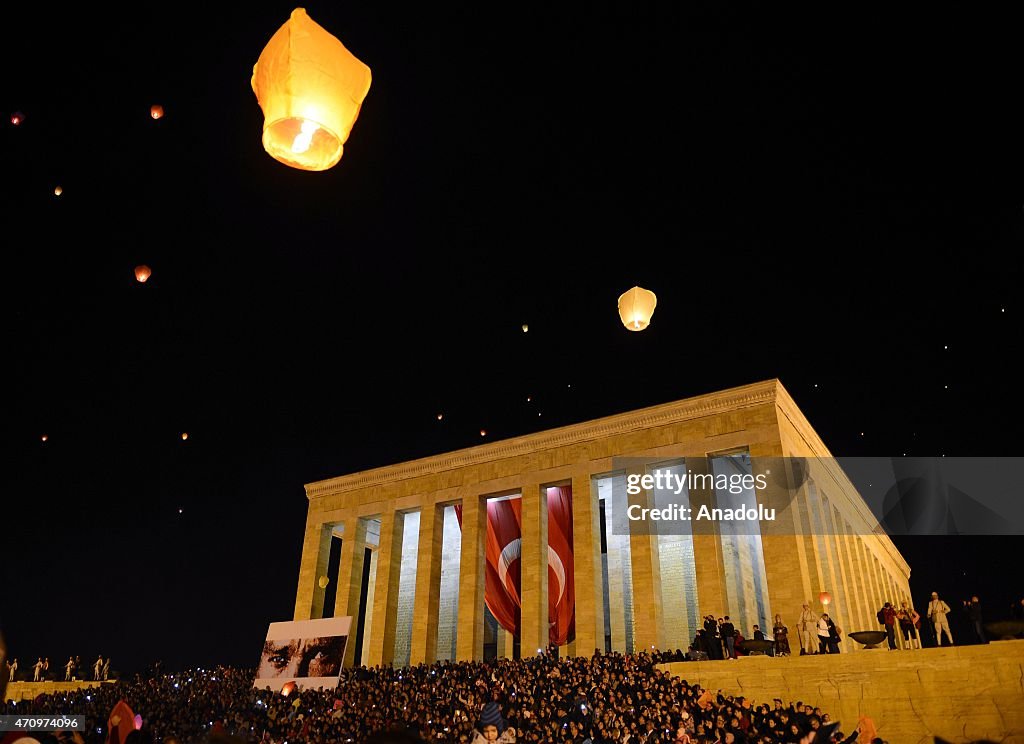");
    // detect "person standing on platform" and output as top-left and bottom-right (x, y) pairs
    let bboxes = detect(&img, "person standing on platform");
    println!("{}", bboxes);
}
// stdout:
(773, 614), (791, 656)
(94, 655), (103, 680)
(65, 657), (74, 681)
(1012, 598), (1024, 621)
(103, 657), (111, 680)
(720, 617), (736, 659)
(928, 591), (954, 646)
(34, 657), (44, 681)
(897, 601), (921, 649)
(816, 614), (832, 654)
(798, 603), (816, 655)
(6, 658), (16, 682)
(963, 596), (987, 644)
(881, 602), (898, 650)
